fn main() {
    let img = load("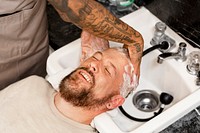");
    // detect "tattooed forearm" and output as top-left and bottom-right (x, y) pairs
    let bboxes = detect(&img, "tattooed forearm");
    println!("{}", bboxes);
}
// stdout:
(134, 43), (142, 53)
(48, 0), (143, 53)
